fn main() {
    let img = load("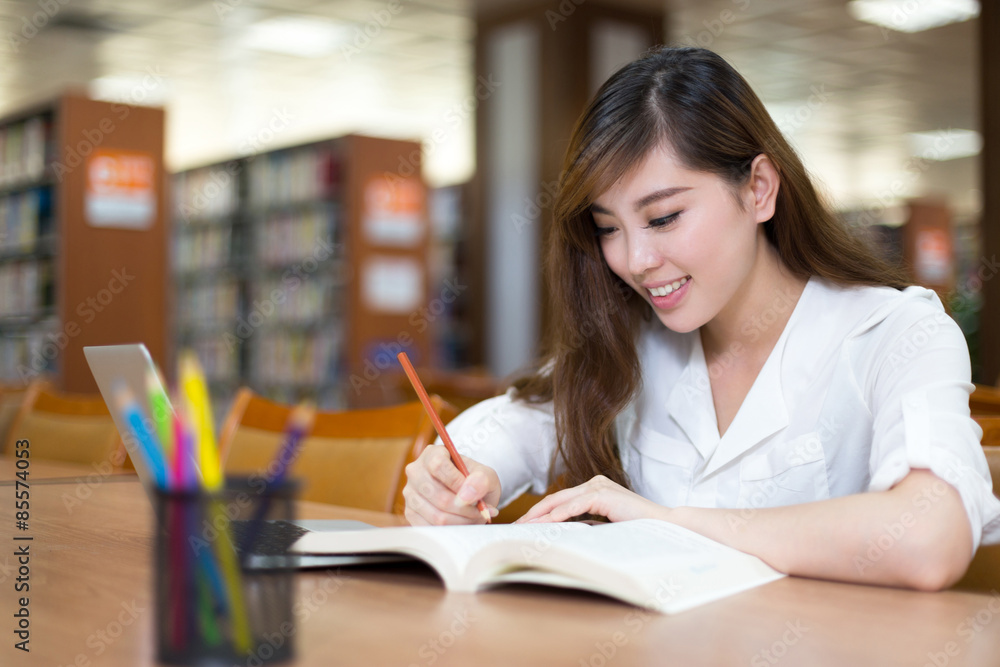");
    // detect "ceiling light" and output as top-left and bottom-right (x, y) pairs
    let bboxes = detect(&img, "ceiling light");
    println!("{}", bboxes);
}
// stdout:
(907, 129), (981, 160)
(848, 0), (979, 33)
(242, 16), (351, 58)
(89, 74), (170, 106)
